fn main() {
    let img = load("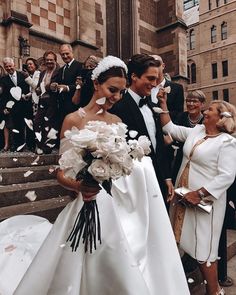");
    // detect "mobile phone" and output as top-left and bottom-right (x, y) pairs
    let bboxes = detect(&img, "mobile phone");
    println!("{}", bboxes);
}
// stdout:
(22, 64), (28, 71)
